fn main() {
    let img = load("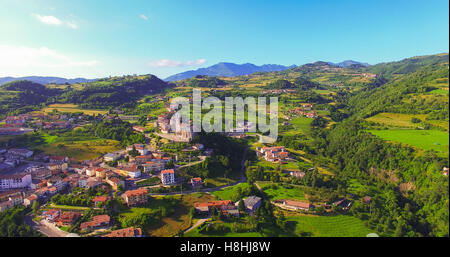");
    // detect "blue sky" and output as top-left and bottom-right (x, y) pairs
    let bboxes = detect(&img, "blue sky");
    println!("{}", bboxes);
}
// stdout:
(0, 0), (448, 79)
